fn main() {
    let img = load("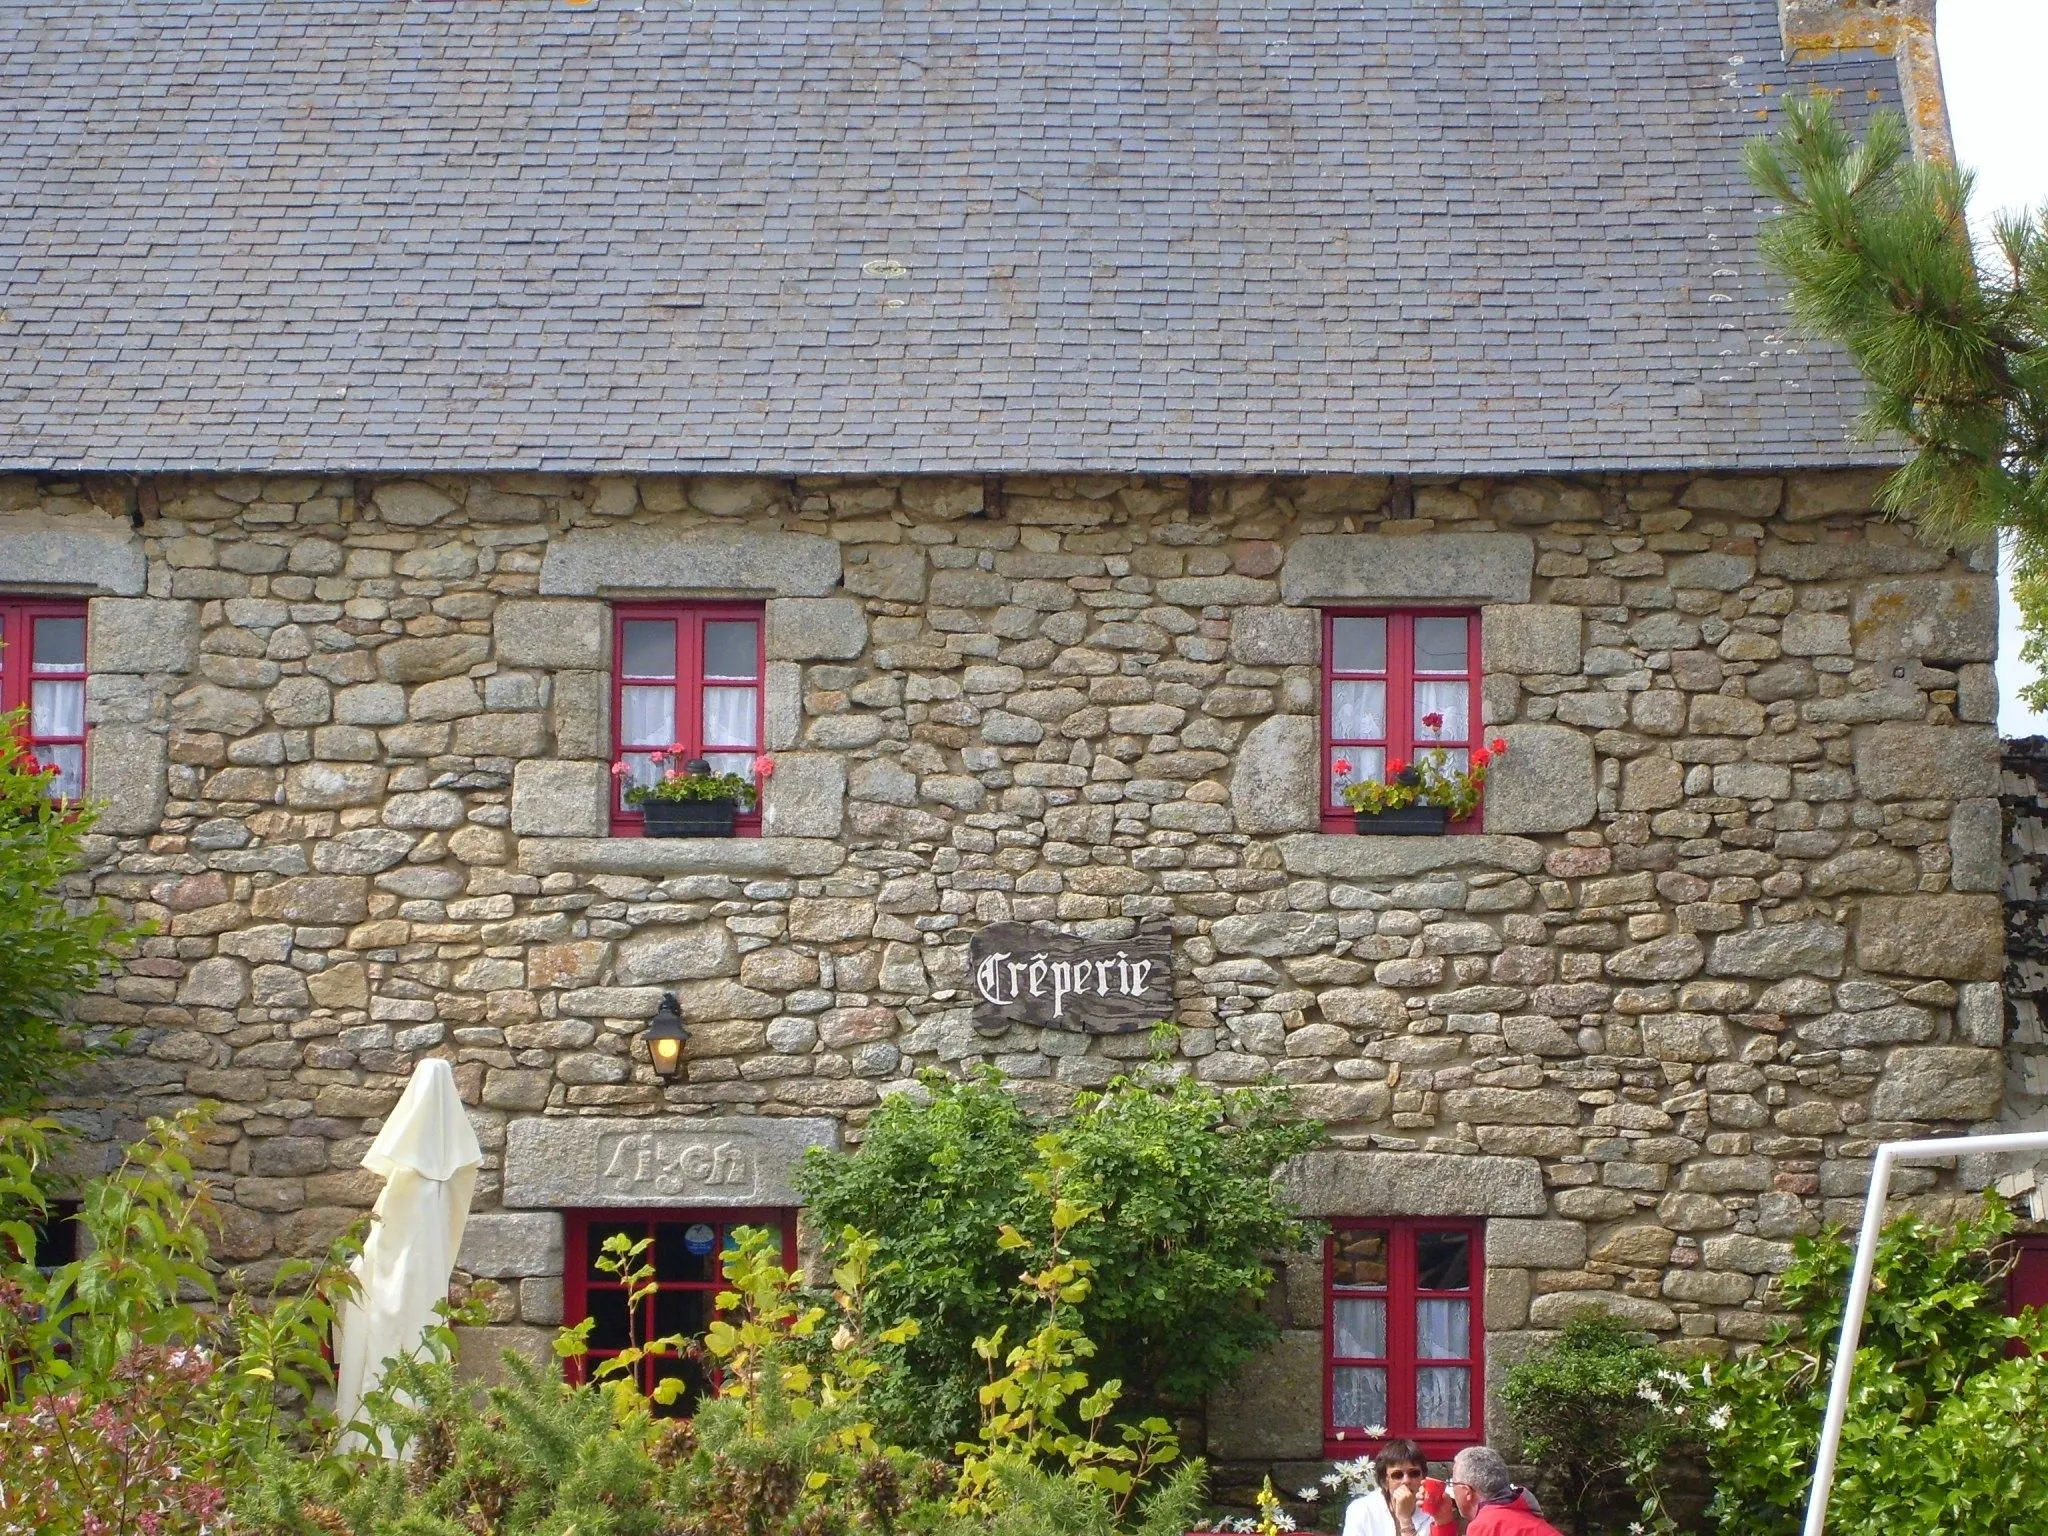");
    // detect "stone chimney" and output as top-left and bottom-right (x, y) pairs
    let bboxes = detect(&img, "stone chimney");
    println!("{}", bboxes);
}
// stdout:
(1778, 0), (1953, 160)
